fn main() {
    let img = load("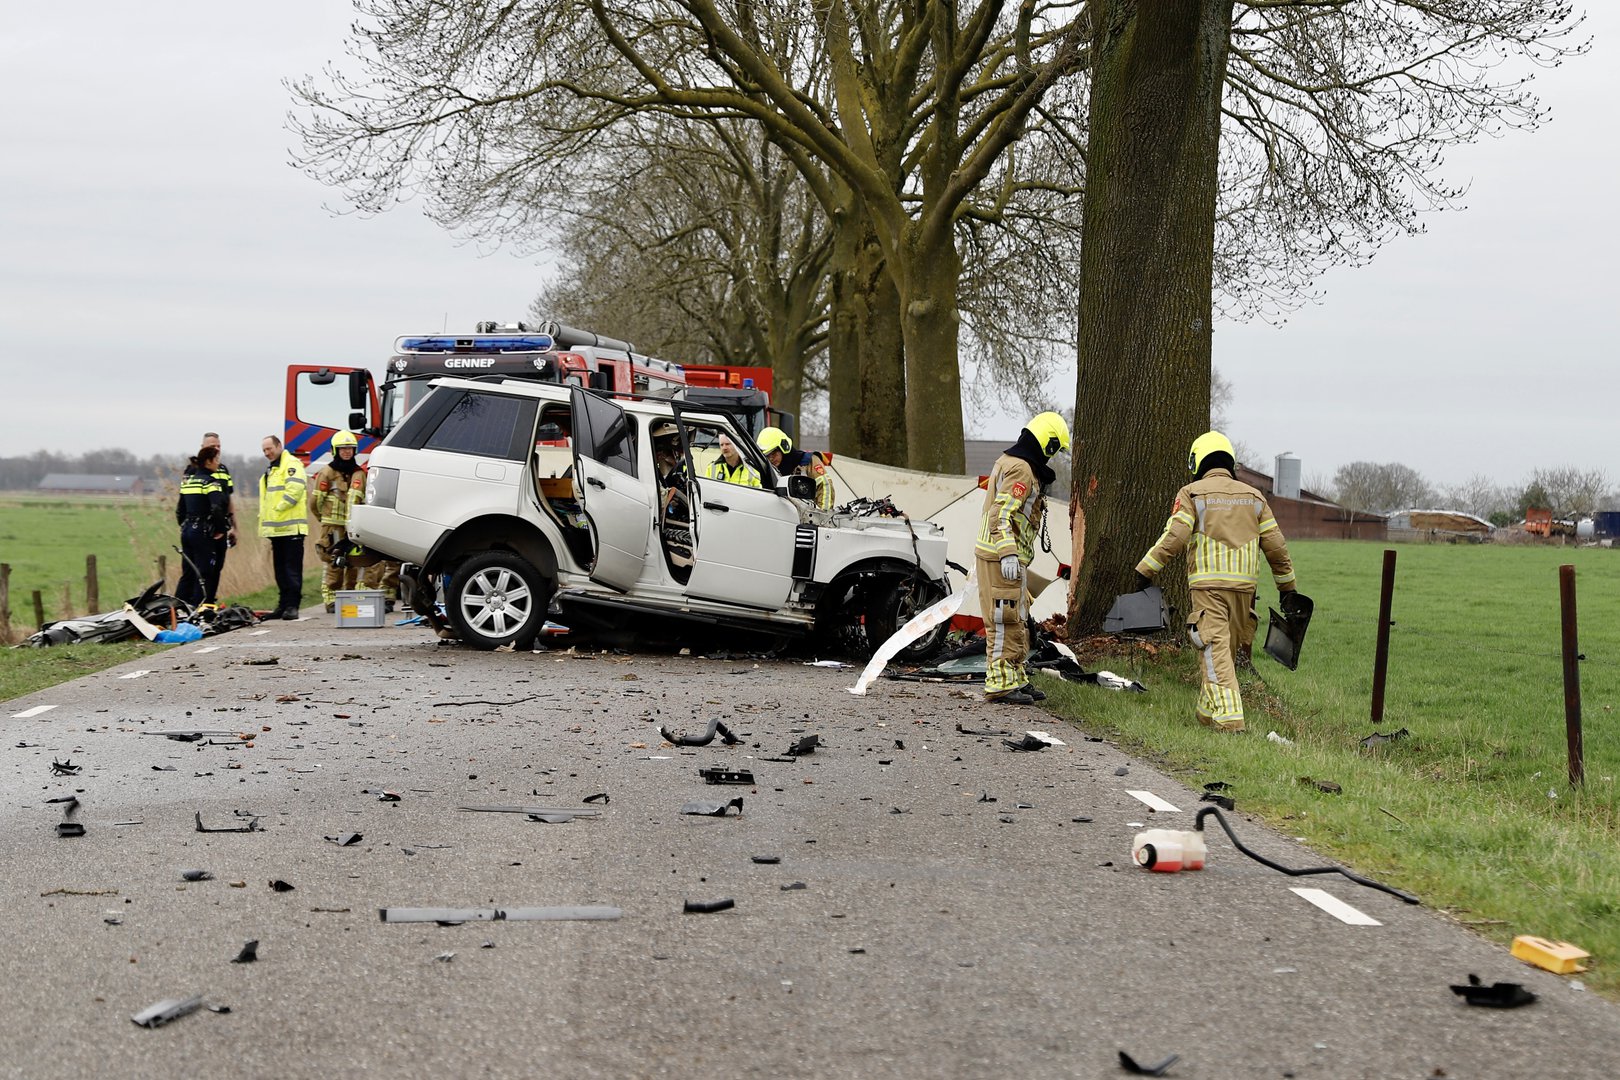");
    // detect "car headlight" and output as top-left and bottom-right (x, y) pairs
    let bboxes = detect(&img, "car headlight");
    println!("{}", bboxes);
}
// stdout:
(367, 466), (399, 508)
